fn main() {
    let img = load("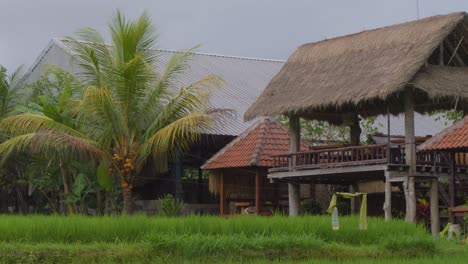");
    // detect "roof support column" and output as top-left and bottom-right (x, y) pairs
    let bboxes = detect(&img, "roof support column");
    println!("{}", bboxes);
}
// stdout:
(448, 152), (456, 223)
(404, 91), (416, 223)
(350, 114), (361, 146)
(288, 115), (301, 216)
(384, 170), (392, 221)
(430, 177), (440, 238)
(255, 168), (261, 214)
(219, 170), (225, 216)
